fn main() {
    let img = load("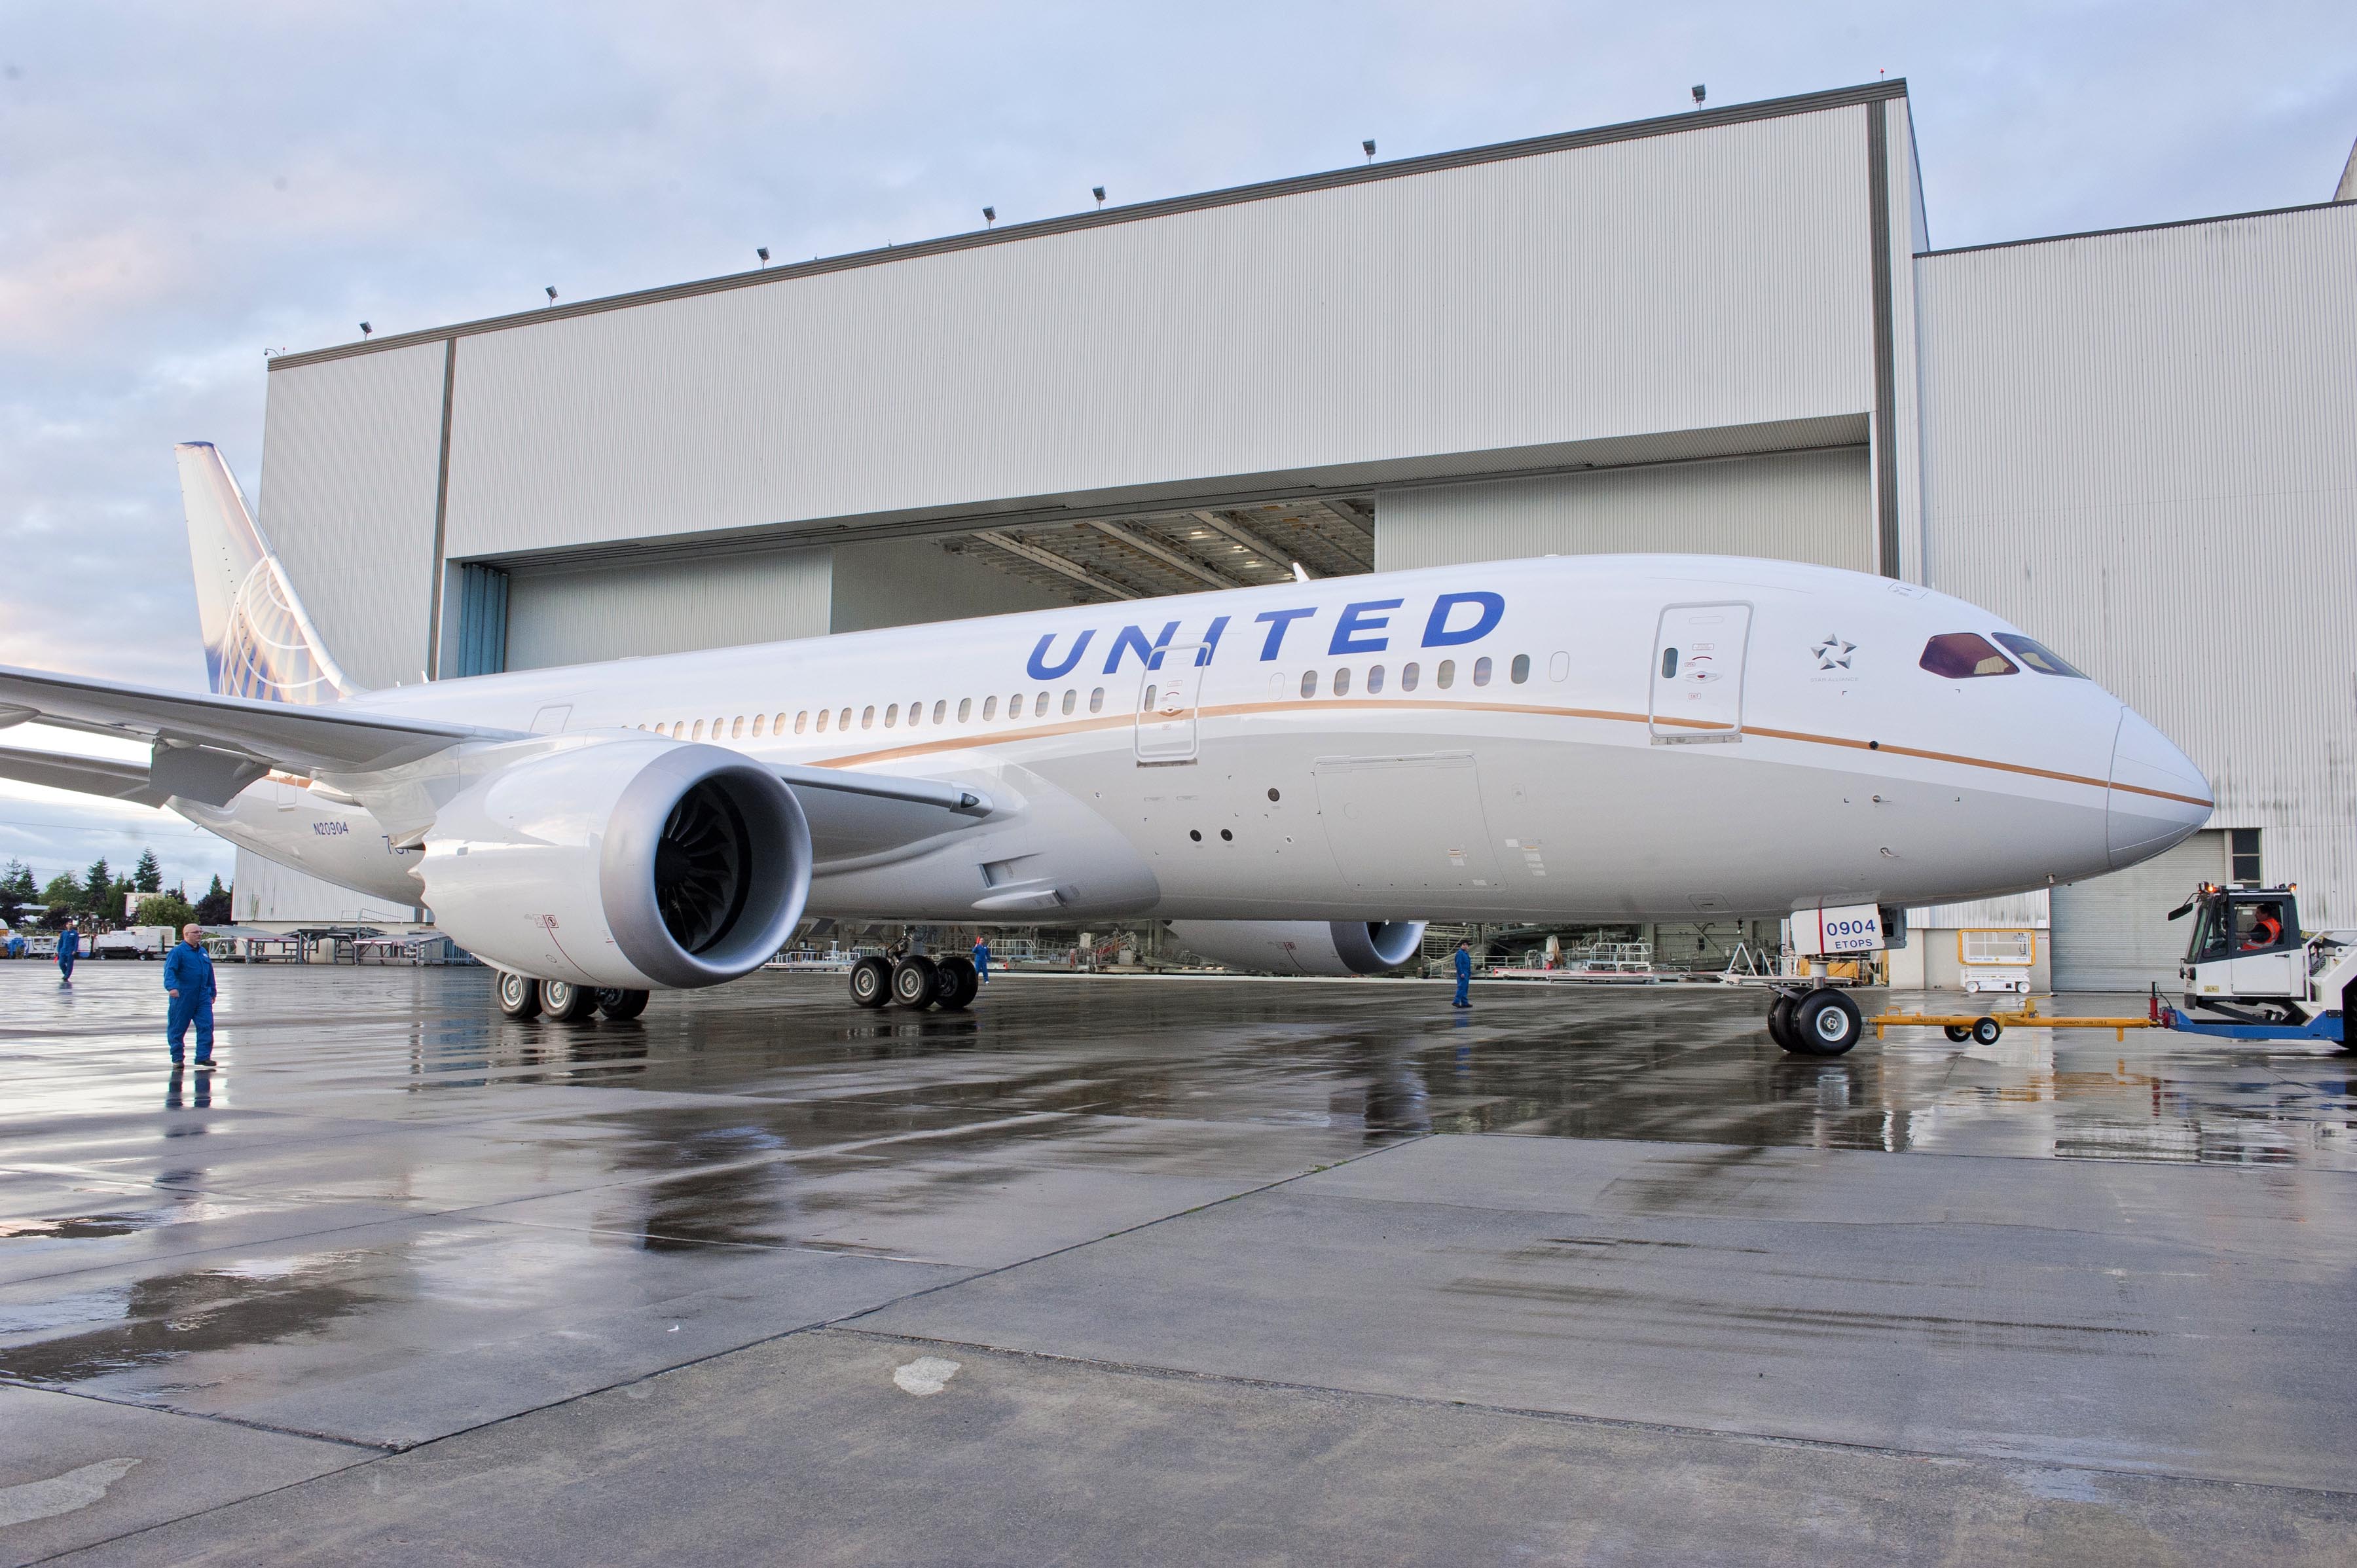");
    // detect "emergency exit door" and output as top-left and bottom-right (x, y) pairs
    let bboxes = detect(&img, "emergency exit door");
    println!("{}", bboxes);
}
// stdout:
(1649, 604), (1751, 744)
(1135, 645), (1205, 764)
